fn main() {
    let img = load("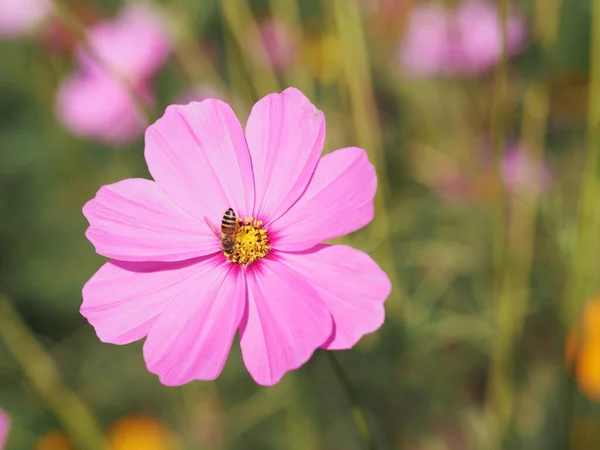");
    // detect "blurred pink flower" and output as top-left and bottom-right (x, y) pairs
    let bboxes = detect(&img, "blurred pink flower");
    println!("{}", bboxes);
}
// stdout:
(81, 88), (391, 386)
(55, 2), (170, 144)
(398, 0), (526, 77)
(0, 409), (10, 449)
(77, 2), (171, 82)
(453, 0), (526, 75)
(248, 19), (298, 70)
(502, 146), (551, 195)
(0, 0), (51, 37)
(414, 142), (550, 204)
(431, 172), (471, 204)
(398, 3), (450, 76)
(56, 72), (149, 144)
